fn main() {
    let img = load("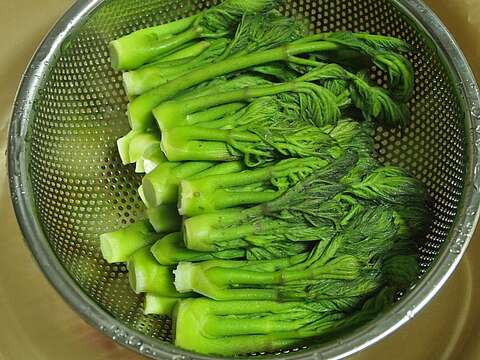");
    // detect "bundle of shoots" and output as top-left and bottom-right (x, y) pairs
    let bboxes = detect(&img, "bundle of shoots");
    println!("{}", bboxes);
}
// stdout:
(182, 151), (428, 256)
(128, 31), (412, 129)
(174, 288), (397, 355)
(179, 156), (337, 216)
(123, 11), (307, 95)
(101, 5), (427, 357)
(109, 0), (280, 71)
(119, 73), (275, 172)
(178, 132), (371, 216)
(153, 68), (405, 165)
(175, 205), (419, 301)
